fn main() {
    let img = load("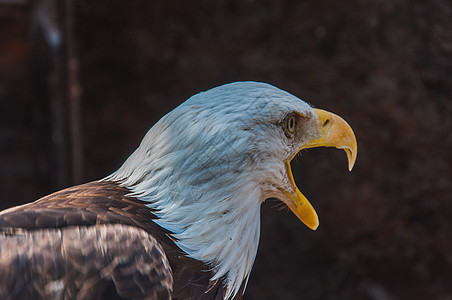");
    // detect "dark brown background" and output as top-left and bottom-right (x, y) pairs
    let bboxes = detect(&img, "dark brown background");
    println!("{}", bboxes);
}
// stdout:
(1, 1), (451, 299)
